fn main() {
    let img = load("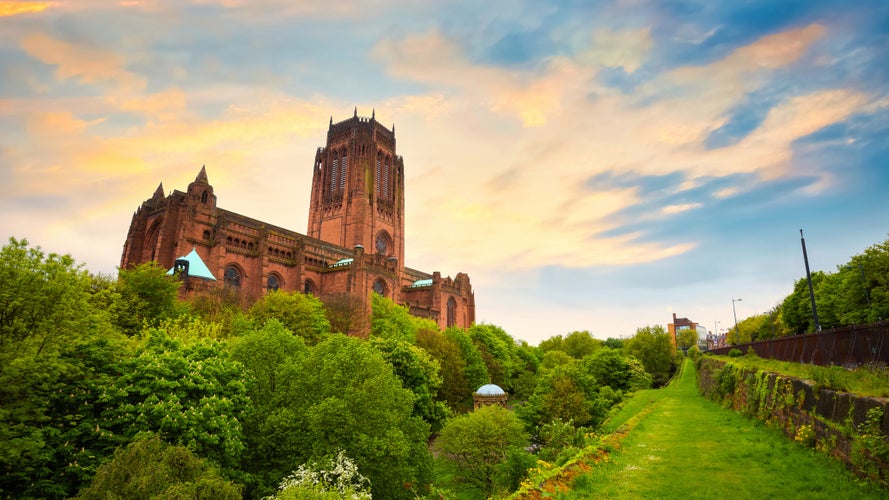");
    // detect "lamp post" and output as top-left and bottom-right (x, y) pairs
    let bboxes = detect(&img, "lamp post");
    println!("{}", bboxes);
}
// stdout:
(732, 297), (742, 343)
